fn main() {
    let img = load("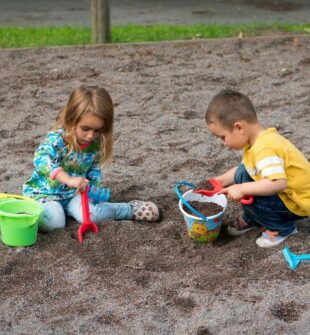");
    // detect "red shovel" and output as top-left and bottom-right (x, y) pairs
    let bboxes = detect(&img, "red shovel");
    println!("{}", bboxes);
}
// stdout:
(78, 189), (99, 243)
(193, 178), (254, 205)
